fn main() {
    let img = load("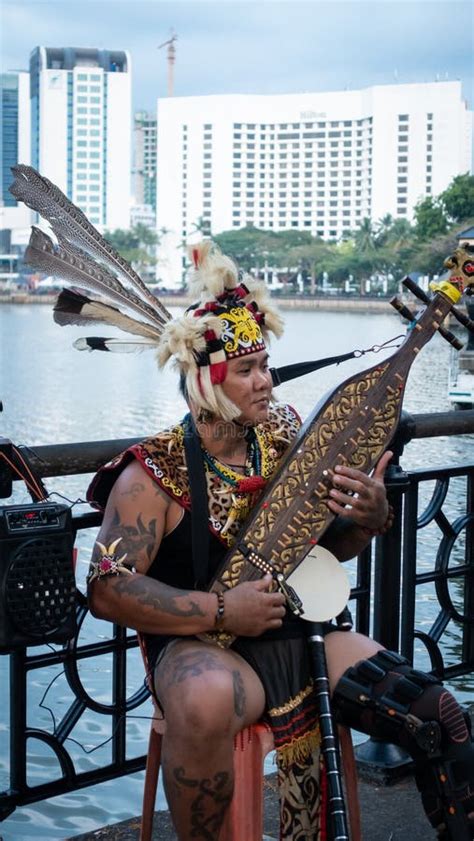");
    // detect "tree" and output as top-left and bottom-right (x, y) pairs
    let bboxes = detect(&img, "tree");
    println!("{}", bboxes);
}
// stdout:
(374, 214), (394, 247)
(213, 226), (273, 270)
(440, 173), (474, 224)
(410, 230), (459, 277)
(285, 240), (335, 292)
(353, 218), (377, 252)
(104, 225), (160, 280)
(413, 197), (448, 240)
